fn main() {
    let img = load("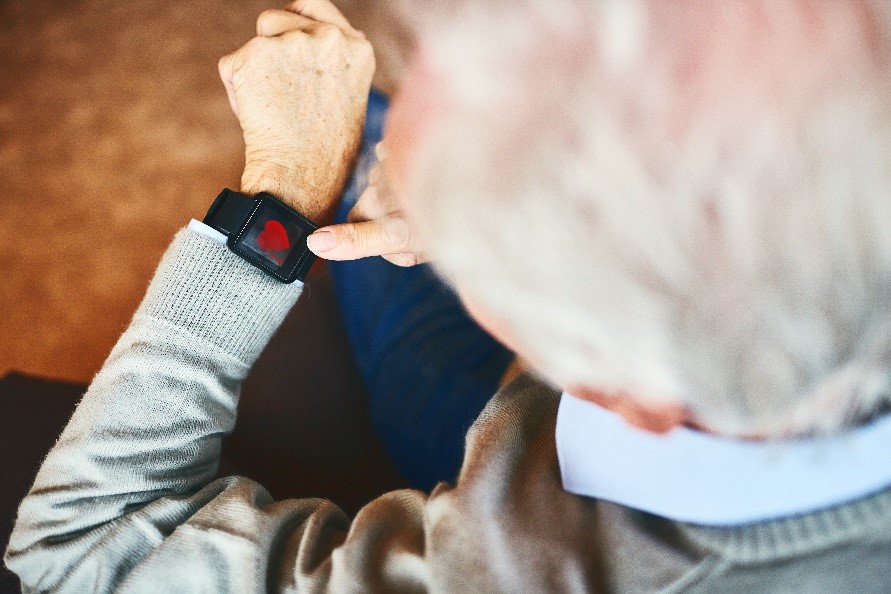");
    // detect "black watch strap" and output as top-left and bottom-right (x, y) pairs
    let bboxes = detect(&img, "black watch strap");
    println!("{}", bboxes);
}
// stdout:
(203, 188), (256, 237)
(203, 188), (318, 284)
